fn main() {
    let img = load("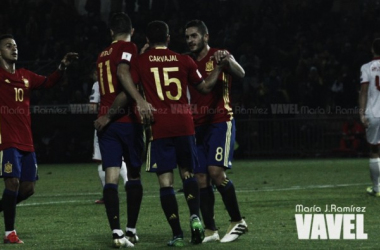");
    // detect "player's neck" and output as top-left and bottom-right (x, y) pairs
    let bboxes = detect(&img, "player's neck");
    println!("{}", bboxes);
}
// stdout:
(195, 45), (210, 61)
(0, 60), (15, 74)
(113, 34), (131, 42)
